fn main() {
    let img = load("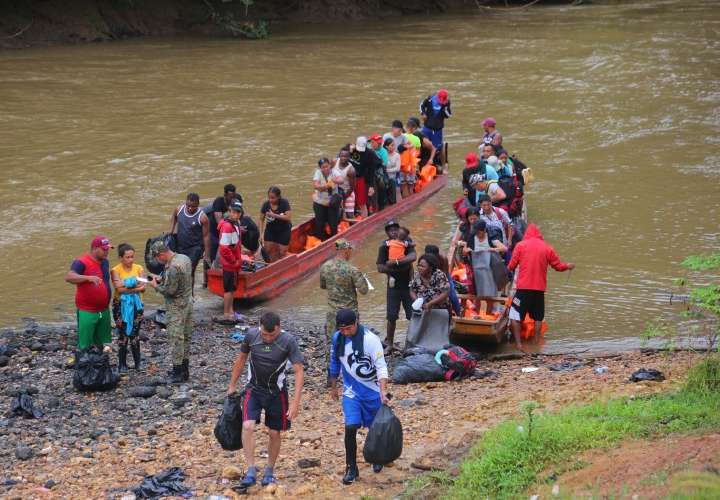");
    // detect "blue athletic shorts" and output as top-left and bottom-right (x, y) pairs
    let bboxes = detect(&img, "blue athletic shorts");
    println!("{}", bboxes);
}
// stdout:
(342, 395), (382, 428)
(422, 126), (443, 150)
